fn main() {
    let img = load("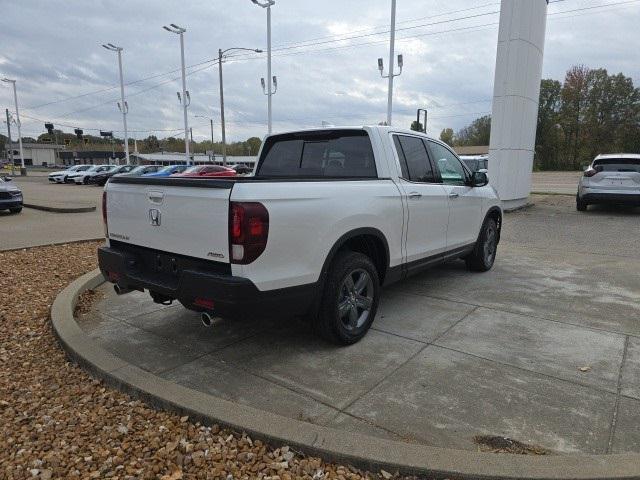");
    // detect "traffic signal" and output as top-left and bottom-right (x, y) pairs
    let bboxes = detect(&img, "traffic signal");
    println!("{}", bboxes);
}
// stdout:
(74, 128), (83, 139)
(45, 123), (54, 134)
